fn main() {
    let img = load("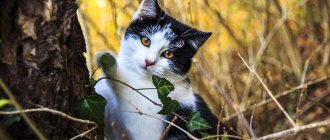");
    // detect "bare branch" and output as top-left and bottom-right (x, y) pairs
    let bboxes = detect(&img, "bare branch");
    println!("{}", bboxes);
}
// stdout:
(257, 119), (330, 140)
(0, 106), (98, 140)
